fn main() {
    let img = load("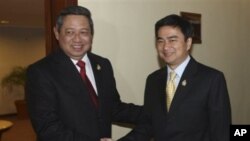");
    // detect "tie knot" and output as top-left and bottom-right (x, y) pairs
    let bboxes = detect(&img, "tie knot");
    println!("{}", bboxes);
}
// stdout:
(169, 71), (176, 81)
(77, 60), (85, 69)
